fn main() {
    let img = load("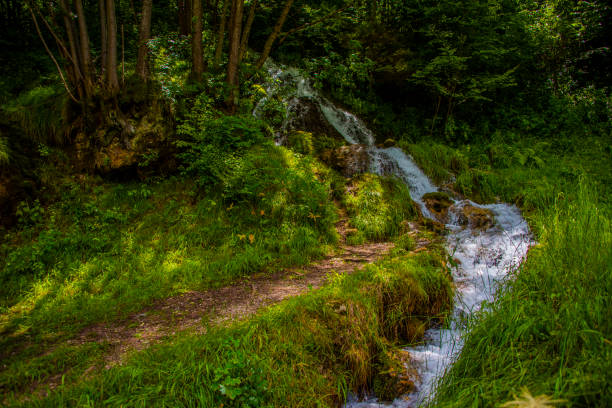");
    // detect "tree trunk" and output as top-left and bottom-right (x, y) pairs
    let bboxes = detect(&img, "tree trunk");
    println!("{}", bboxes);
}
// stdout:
(226, 0), (243, 113)
(136, 0), (153, 81)
(214, 0), (229, 68)
(106, 0), (120, 95)
(178, 0), (192, 36)
(74, 0), (93, 97)
(191, 0), (204, 81)
(99, 0), (108, 76)
(255, 0), (294, 70)
(60, 0), (84, 98)
(238, 0), (257, 62)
